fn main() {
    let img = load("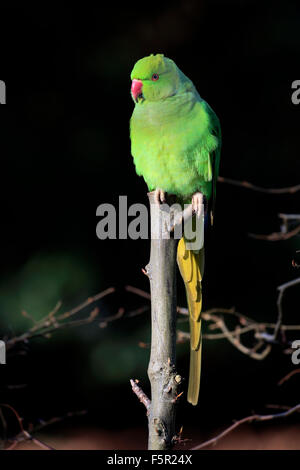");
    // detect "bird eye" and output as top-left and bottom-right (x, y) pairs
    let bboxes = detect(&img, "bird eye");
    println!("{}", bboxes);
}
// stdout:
(151, 73), (159, 81)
